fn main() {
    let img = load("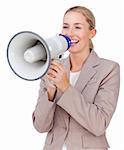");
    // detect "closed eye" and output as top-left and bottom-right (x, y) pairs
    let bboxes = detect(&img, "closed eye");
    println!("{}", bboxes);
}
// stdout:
(63, 26), (69, 29)
(75, 26), (82, 29)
